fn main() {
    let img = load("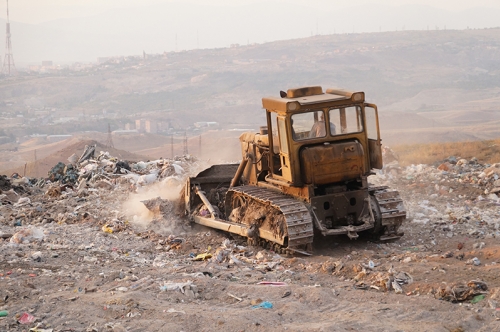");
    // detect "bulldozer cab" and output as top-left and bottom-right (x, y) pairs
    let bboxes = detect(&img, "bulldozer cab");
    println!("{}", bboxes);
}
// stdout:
(262, 86), (383, 188)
